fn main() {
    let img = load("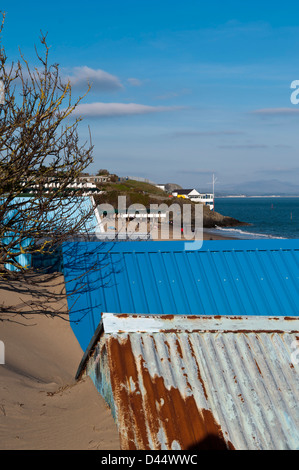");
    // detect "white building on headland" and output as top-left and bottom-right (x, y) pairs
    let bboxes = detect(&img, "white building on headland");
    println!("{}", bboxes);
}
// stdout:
(172, 189), (214, 210)
(21, 175), (106, 195)
(155, 184), (166, 191)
